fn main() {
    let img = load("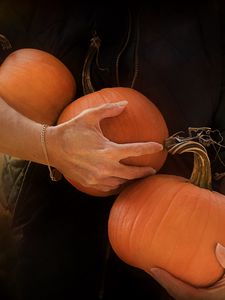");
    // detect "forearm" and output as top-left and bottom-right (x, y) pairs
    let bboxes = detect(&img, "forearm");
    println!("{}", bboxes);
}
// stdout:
(0, 96), (45, 164)
(0, 97), (164, 195)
